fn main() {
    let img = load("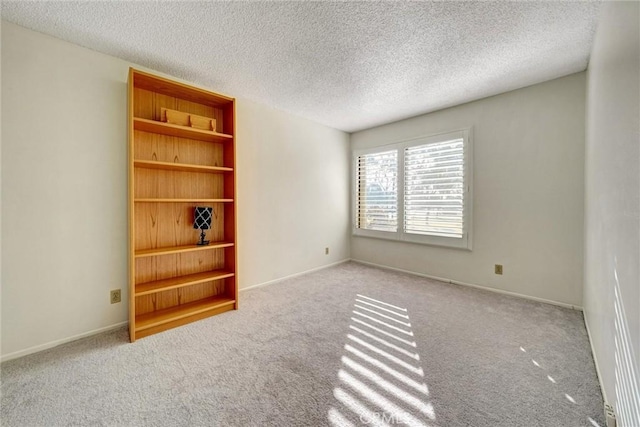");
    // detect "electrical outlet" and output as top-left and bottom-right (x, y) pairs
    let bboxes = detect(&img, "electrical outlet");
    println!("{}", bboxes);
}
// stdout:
(605, 403), (616, 427)
(325, 247), (329, 255)
(495, 264), (503, 275)
(110, 289), (121, 304)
